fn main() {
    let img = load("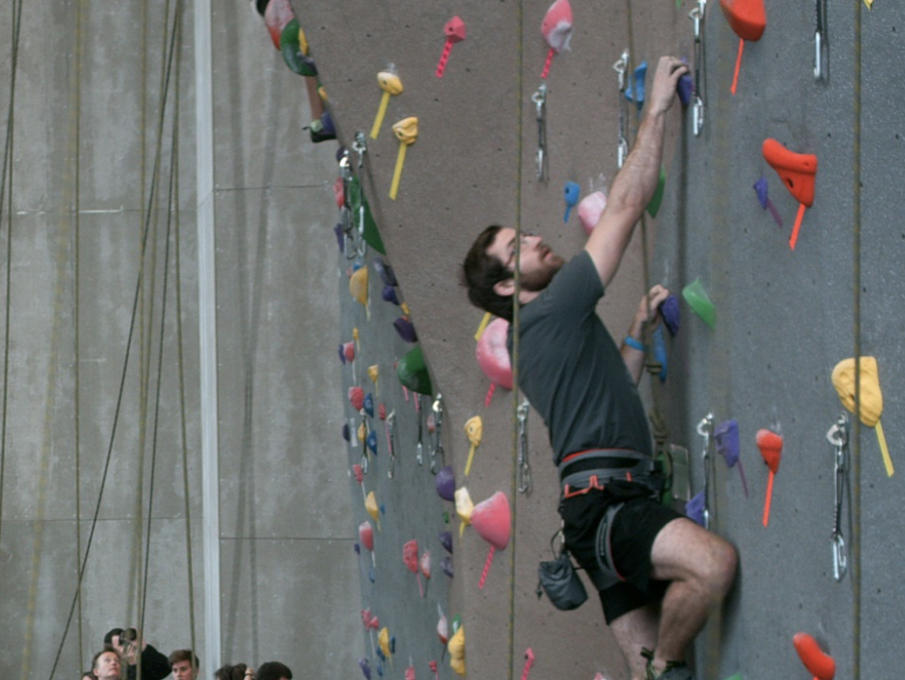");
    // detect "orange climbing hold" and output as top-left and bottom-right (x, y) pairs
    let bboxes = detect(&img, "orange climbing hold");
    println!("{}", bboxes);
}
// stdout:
(762, 139), (818, 250)
(793, 632), (836, 680)
(720, 0), (766, 41)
